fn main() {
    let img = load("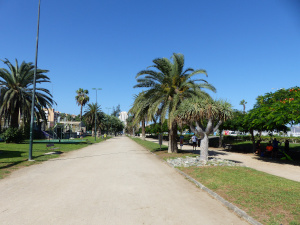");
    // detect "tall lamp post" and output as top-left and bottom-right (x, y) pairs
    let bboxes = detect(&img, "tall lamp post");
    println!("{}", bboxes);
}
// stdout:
(92, 88), (102, 141)
(29, 0), (41, 161)
(106, 107), (111, 135)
